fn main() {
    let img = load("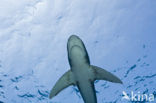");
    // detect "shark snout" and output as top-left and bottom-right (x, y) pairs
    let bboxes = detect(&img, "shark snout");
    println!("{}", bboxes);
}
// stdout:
(69, 35), (80, 40)
(67, 35), (83, 50)
(68, 35), (81, 44)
